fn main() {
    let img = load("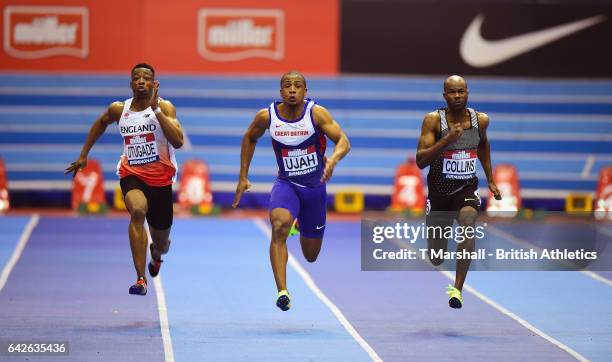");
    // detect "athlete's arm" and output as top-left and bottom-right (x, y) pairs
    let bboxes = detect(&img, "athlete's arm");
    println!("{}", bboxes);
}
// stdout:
(416, 112), (461, 169)
(477, 113), (501, 200)
(313, 105), (350, 183)
(151, 82), (184, 149)
(64, 102), (123, 177)
(232, 109), (269, 208)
